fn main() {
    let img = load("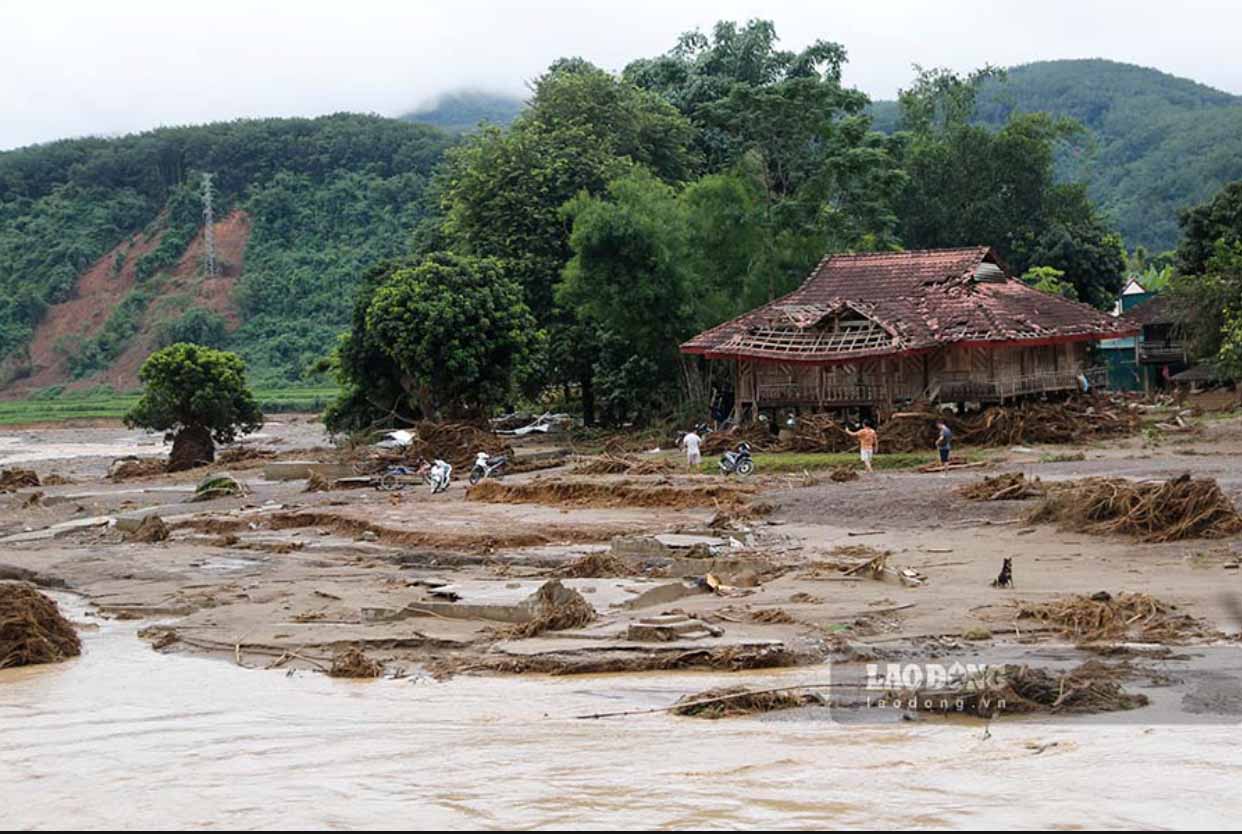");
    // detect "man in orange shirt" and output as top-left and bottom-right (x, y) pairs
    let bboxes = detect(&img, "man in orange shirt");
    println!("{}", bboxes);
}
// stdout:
(846, 420), (878, 473)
